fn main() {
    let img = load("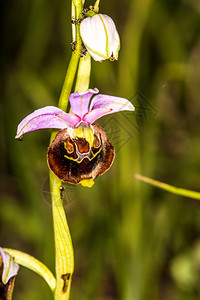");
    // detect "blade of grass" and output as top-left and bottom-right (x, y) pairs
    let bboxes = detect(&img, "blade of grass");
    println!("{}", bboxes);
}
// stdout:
(135, 174), (200, 200)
